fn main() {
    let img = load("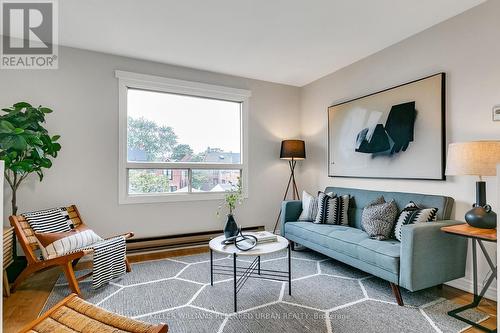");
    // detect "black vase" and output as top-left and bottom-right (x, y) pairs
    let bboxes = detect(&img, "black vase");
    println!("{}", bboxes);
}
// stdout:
(224, 214), (239, 239)
(465, 205), (497, 229)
